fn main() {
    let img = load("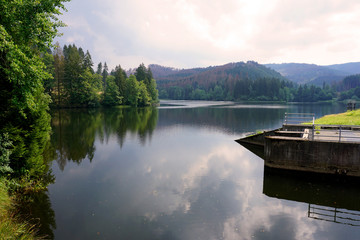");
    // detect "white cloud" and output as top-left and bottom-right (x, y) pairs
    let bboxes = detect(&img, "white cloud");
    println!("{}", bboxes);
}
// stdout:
(57, 0), (360, 69)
